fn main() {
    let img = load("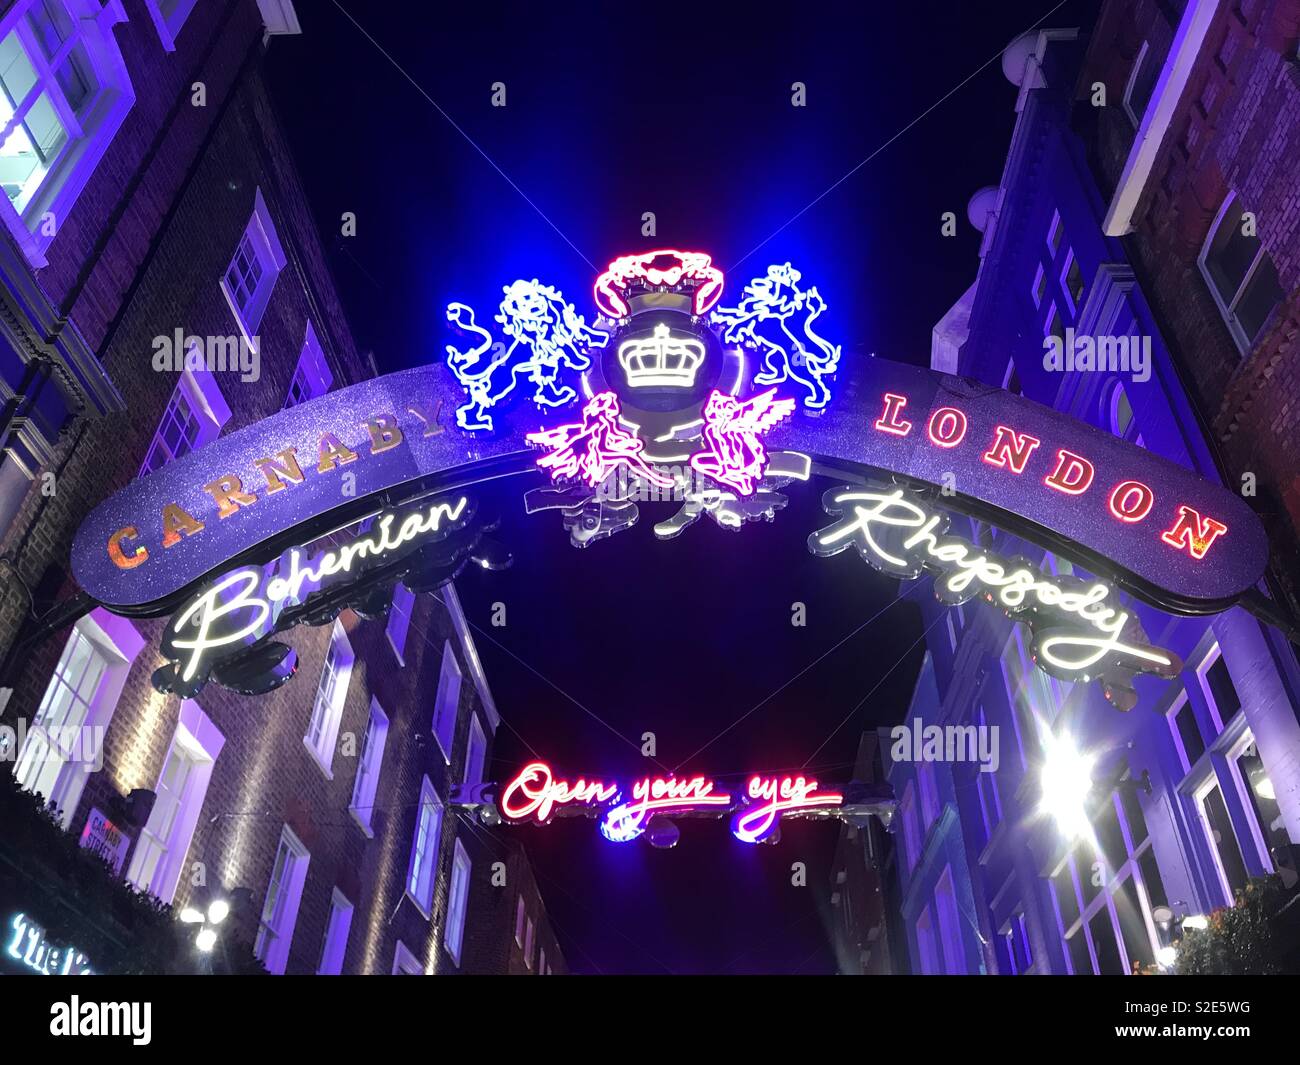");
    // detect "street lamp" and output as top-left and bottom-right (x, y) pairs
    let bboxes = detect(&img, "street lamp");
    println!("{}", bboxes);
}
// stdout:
(180, 898), (230, 956)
